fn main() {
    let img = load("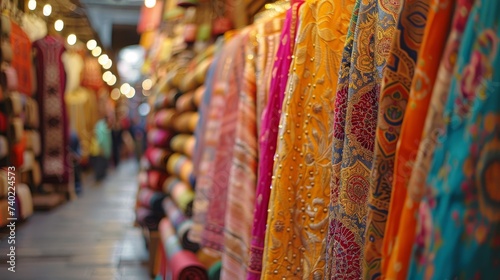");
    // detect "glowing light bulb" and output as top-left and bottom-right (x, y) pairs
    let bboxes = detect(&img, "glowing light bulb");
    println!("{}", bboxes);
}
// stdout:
(142, 79), (153, 91)
(92, 46), (102, 57)
(120, 83), (131, 95)
(110, 88), (121, 101)
(107, 75), (117, 86)
(54, 19), (64, 31)
(102, 71), (113, 82)
(98, 54), (109, 66)
(86, 39), (97, 51)
(28, 0), (37, 11)
(103, 59), (113, 70)
(43, 4), (52, 16)
(126, 87), (136, 99)
(67, 34), (77, 46)
(145, 0), (156, 8)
